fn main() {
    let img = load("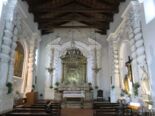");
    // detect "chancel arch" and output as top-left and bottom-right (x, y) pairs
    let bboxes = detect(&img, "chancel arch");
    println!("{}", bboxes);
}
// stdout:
(13, 40), (29, 95)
